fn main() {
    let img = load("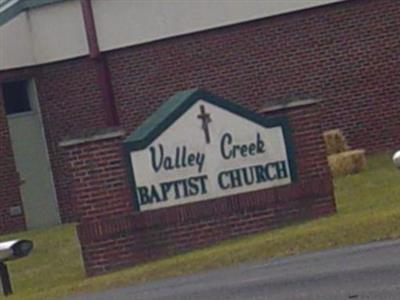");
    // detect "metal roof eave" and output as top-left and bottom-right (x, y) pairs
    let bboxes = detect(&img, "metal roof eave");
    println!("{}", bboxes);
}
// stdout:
(0, 0), (66, 26)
